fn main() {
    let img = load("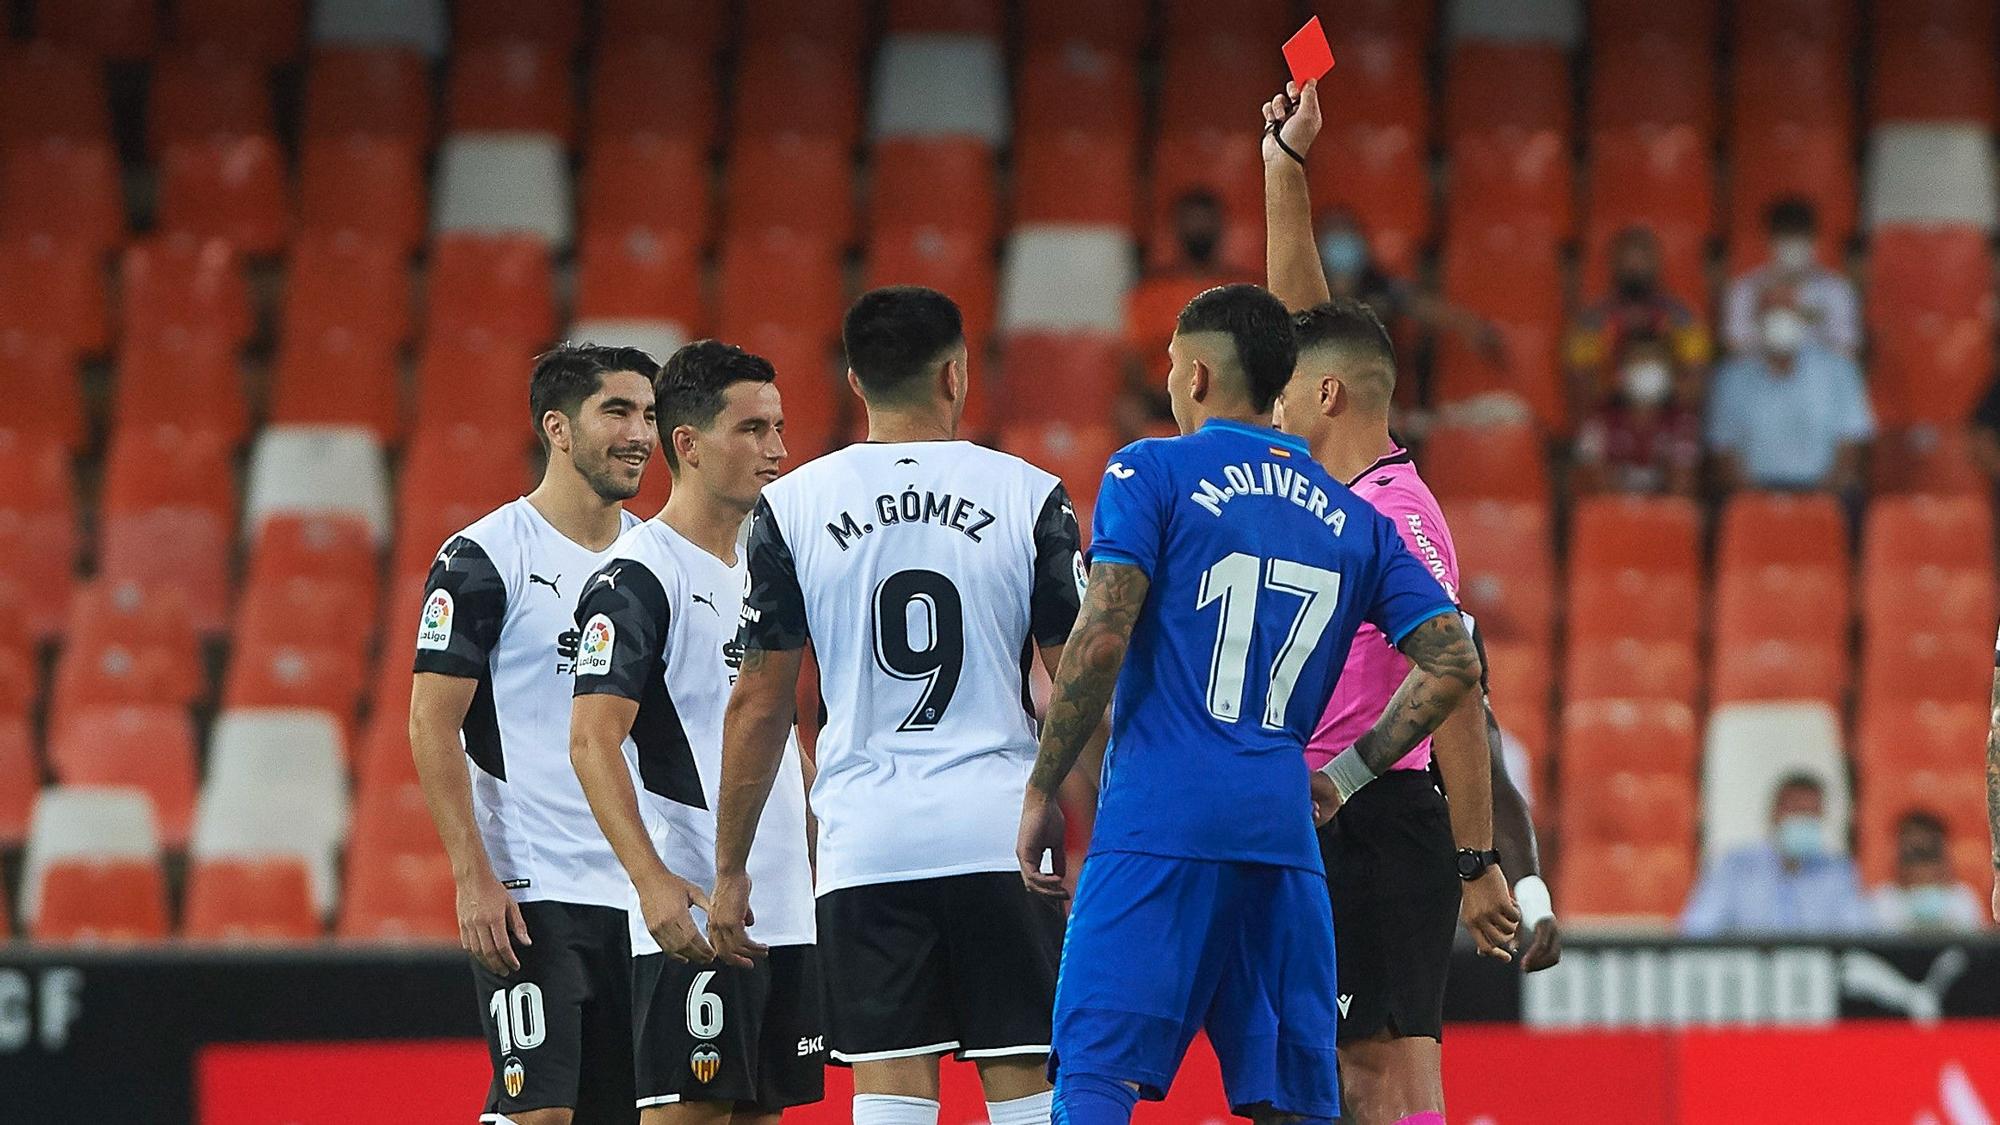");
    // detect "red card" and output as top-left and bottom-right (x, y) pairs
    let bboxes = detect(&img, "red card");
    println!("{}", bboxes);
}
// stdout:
(1283, 16), (1336, 86)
